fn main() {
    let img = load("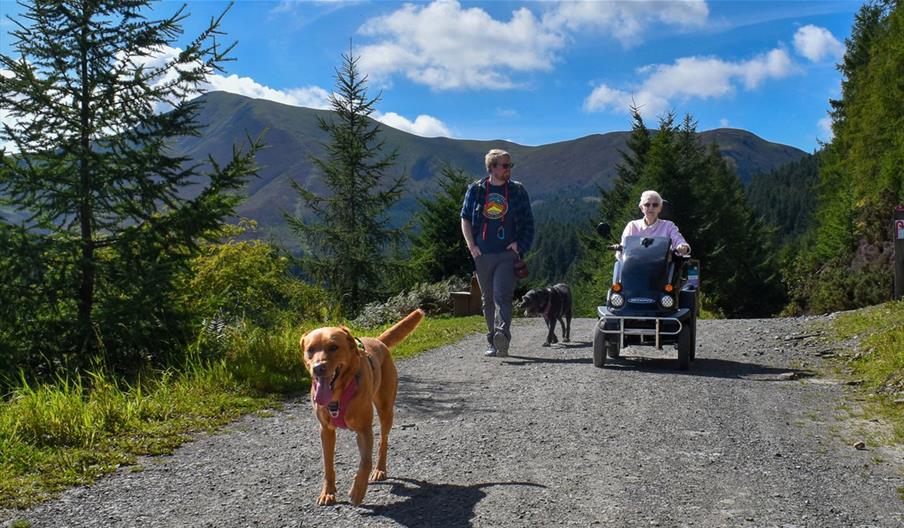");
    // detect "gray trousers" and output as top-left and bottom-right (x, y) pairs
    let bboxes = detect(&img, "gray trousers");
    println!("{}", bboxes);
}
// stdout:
(474, 250), (517, 344)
